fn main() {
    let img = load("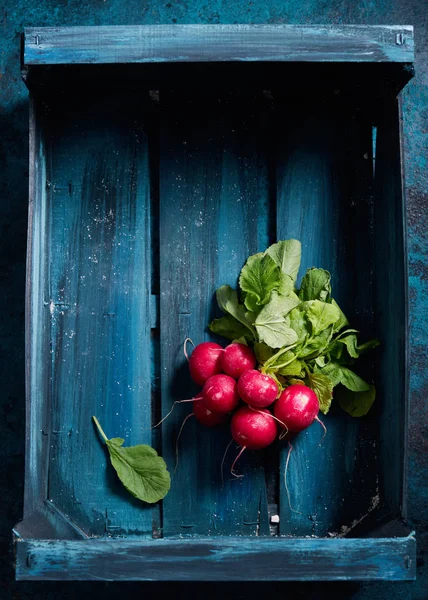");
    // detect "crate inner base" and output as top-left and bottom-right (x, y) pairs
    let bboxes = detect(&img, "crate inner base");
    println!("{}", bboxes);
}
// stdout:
(29, 75), (406, 543)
